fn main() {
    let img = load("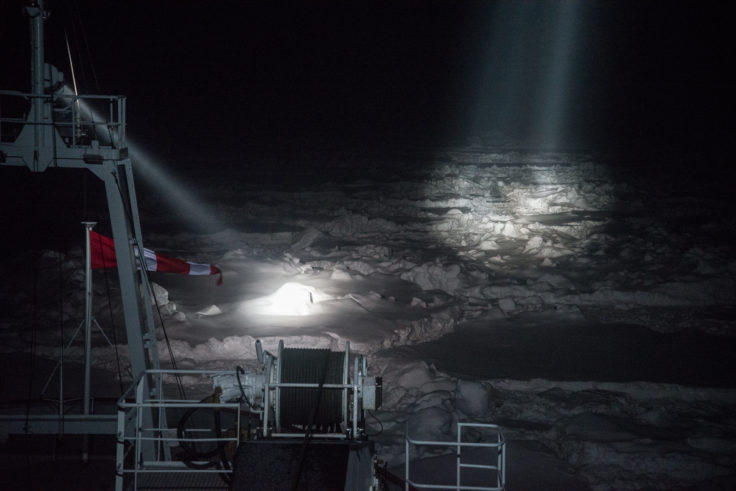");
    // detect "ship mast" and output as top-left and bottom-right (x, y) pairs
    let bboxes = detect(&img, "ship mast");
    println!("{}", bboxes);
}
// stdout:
(0, 0), (164, 462)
